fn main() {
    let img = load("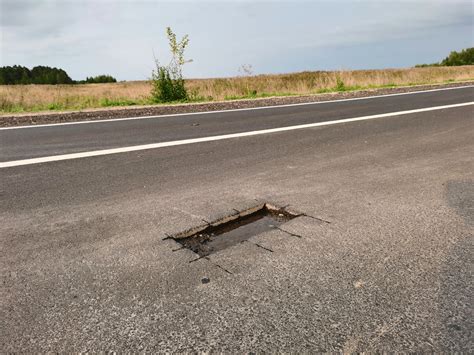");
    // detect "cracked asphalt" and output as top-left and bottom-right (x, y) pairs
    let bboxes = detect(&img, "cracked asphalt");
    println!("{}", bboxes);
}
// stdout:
(1, 88), (473, 351)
